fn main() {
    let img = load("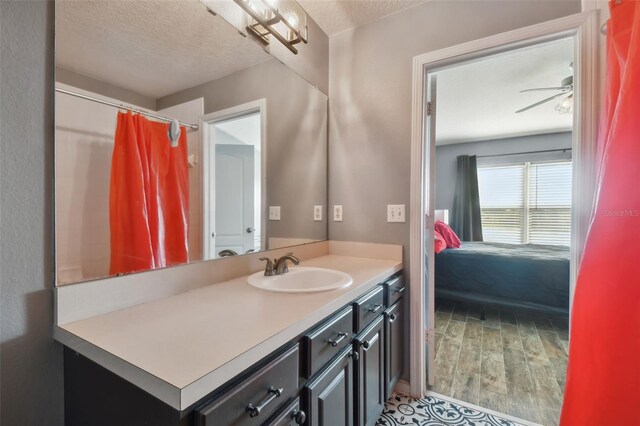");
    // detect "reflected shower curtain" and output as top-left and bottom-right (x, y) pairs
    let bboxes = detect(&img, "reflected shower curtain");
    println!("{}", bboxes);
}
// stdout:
(561, 2), (640, 425)
(109, 112), (189, 276)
